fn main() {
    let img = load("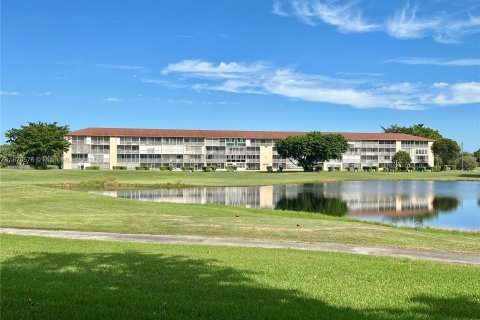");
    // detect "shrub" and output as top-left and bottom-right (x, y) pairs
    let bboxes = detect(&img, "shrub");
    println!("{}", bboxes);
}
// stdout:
(113, 166), (127, 170)
(362, 166), (372, 172)
(182, 166), (194, 171)
(441, 165), (455, 171)
(266, 166), (273, 172)
(202, 166), (216, 172)
(86, 165), (100, 170)
(226, 165), (237, 172)
(315, 166), (323, 172)
(456, 155), (478, 171)
(328, 167), (334, 172)
(371, 166), (378, 171)
(135, 166), (150, 170)
(166, 166), (173, 171)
